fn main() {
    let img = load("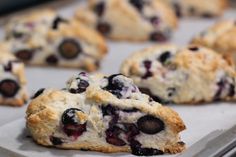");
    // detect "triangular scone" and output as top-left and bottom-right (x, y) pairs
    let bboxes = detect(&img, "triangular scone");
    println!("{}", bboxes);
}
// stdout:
(192, 20), (236, 66)
(26, 73), (185, 155)
(0, 45), (27, 106)
(75, 0), (177, 42)
(4, 9), (107, 72)
(120, 44), (236, 104)
(166, 0), (227, 18)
